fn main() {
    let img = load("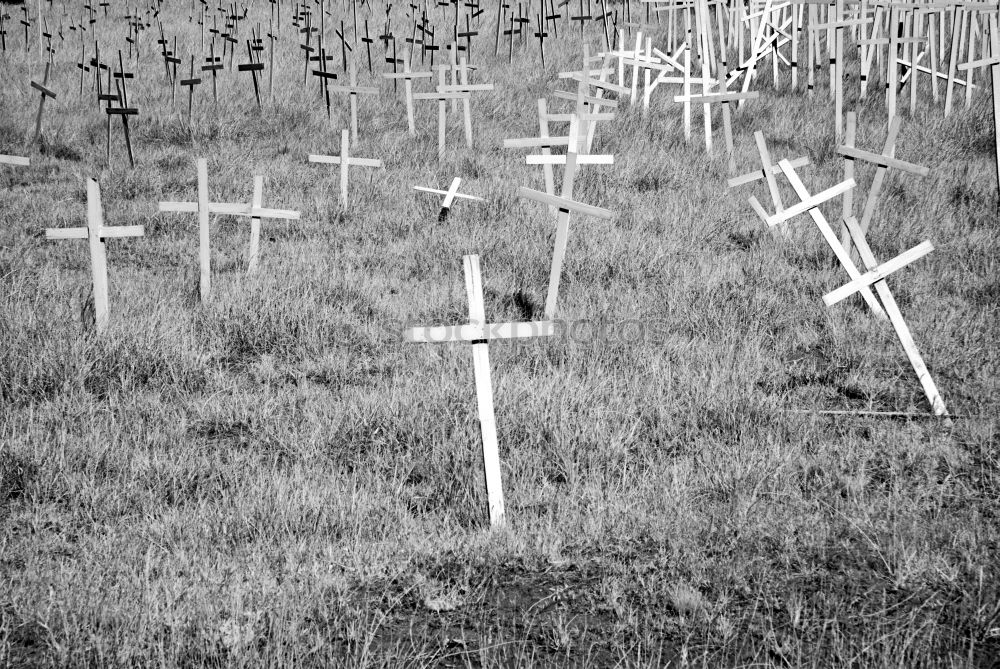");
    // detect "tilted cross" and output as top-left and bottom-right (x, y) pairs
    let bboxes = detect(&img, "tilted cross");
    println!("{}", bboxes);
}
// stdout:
(158, 159), (299, 299)
(413, 176), (484, 221)
(382, 47), (432, 136)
